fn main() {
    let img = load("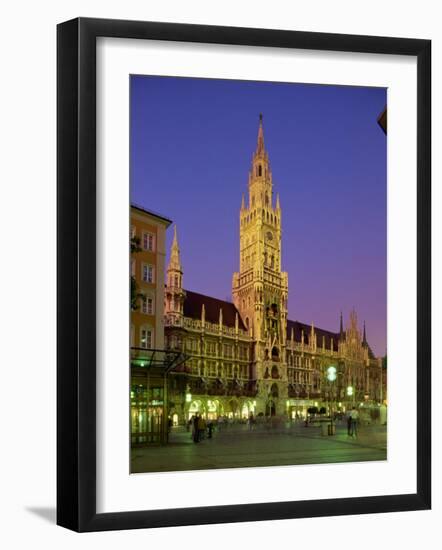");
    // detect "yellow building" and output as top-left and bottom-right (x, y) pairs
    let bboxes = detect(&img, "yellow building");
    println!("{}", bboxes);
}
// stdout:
(130, 205), (177, 445)
(130, 204), (171, 350)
